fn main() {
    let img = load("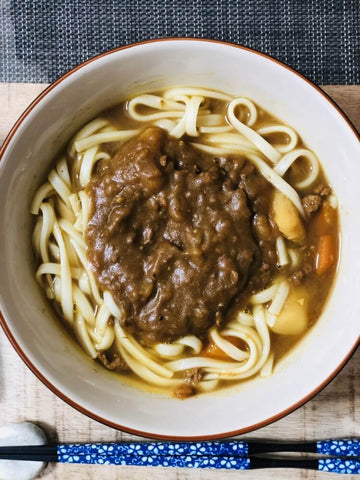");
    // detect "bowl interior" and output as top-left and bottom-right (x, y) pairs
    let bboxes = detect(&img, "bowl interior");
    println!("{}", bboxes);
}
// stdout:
(0, 40), (359, 438)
